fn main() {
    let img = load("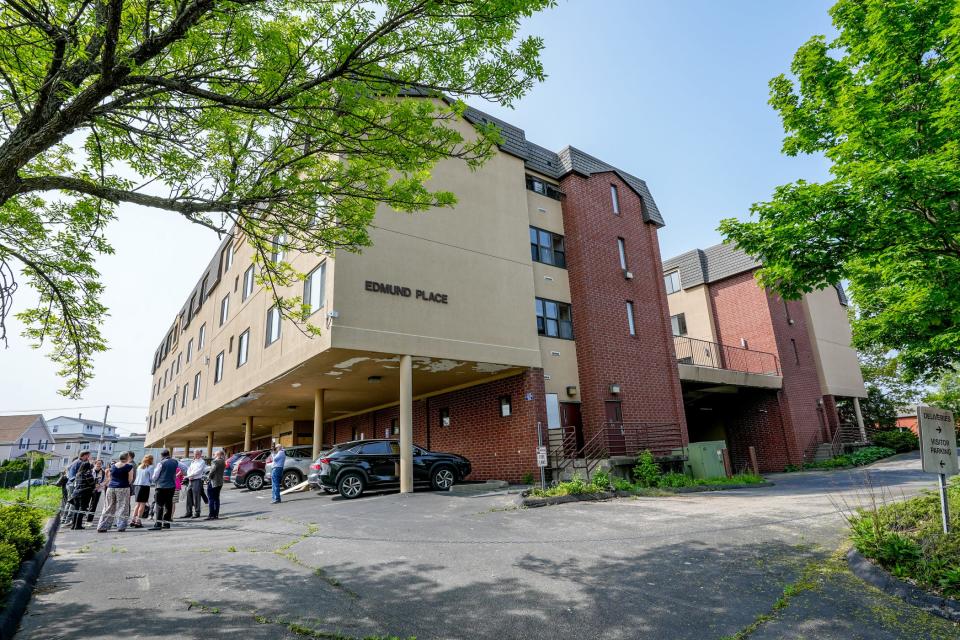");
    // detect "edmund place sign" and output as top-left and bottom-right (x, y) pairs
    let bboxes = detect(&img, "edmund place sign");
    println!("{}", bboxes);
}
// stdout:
(364, 280), (449, 304)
